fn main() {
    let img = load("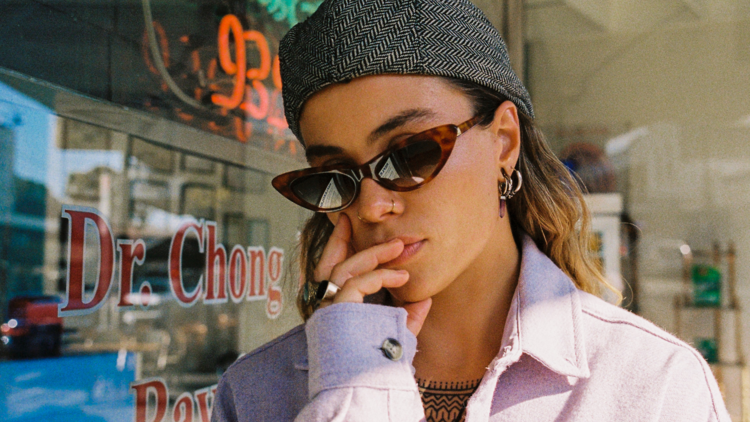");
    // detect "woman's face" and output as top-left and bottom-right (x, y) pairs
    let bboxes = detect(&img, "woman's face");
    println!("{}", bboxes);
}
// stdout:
(299, 75), (519, 303)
